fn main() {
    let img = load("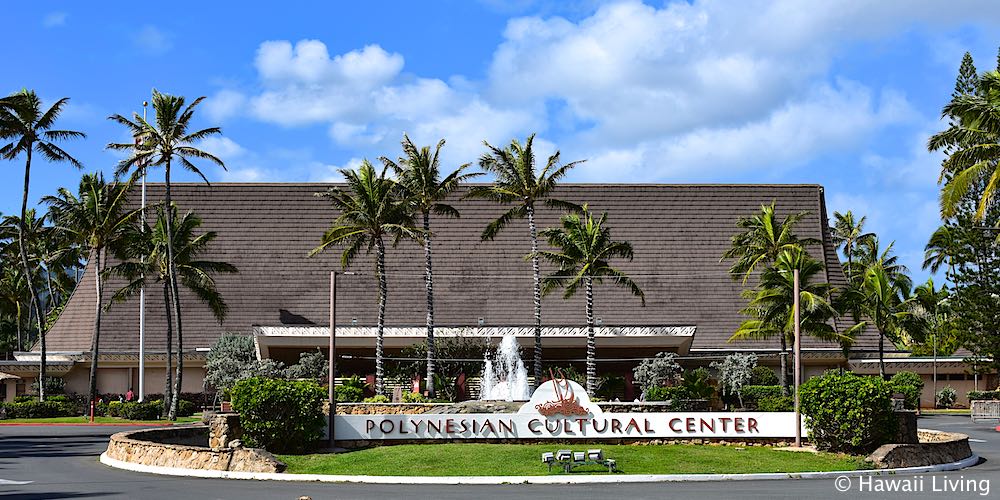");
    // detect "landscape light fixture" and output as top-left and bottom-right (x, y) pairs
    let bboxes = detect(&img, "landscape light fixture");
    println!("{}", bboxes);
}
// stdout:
(478, 317), (485, 327)
(596, 317), (603, 326)
(588, 449), (604, 461)
(541, 452), (554, 464)
(556, 450), (572, 461)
